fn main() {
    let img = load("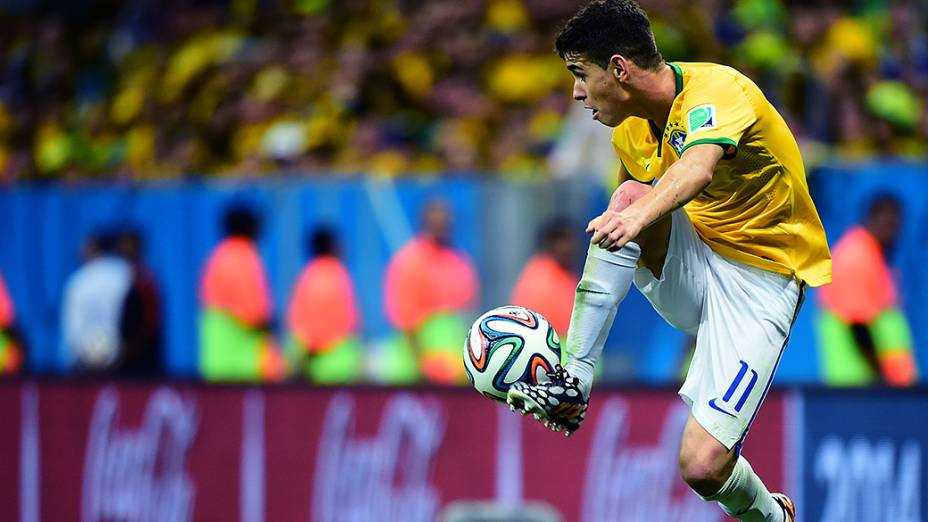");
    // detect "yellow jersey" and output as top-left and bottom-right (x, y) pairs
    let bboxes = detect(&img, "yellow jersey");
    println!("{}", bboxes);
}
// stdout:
(612, 62), (832, 287)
